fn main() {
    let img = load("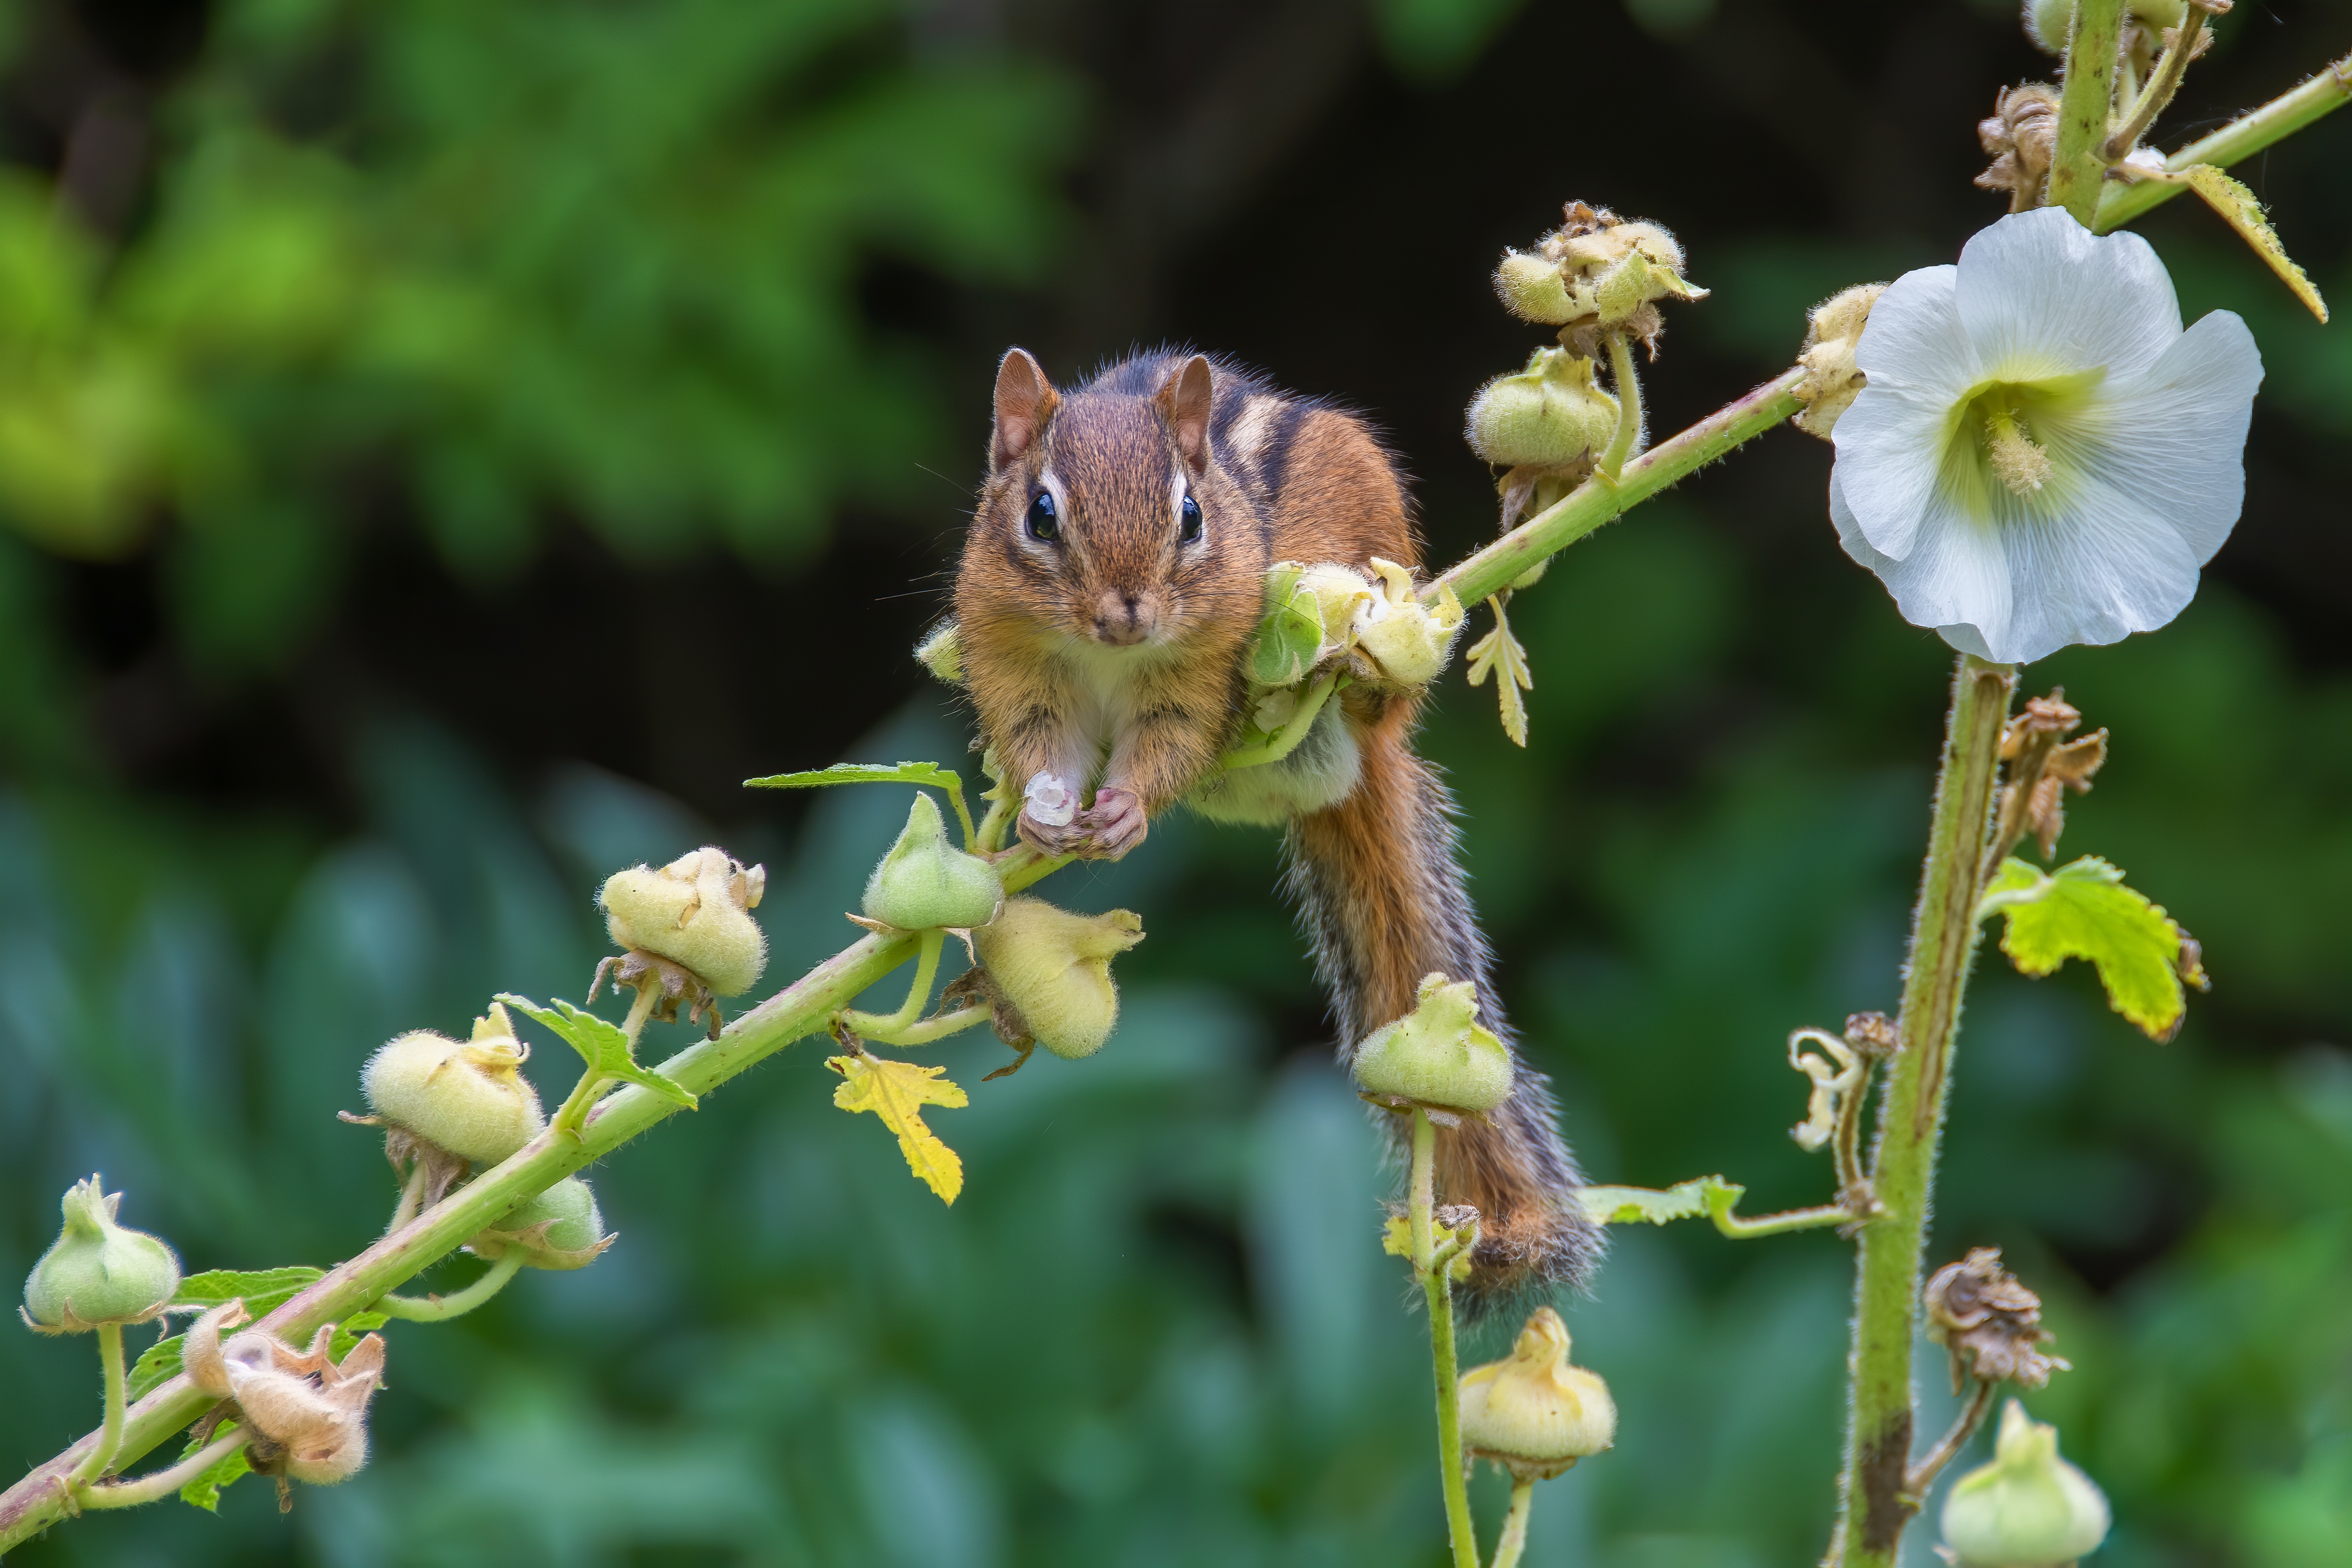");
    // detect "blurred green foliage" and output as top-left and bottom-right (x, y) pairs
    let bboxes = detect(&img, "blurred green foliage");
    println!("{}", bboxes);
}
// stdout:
(3, 1), (2350, 1565)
